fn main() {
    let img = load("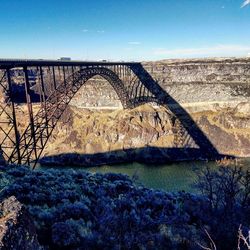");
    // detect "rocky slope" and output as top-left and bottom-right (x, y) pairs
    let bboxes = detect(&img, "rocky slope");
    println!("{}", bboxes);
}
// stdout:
(0, 196), (43, 250)
(40, 101), (250, 166)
